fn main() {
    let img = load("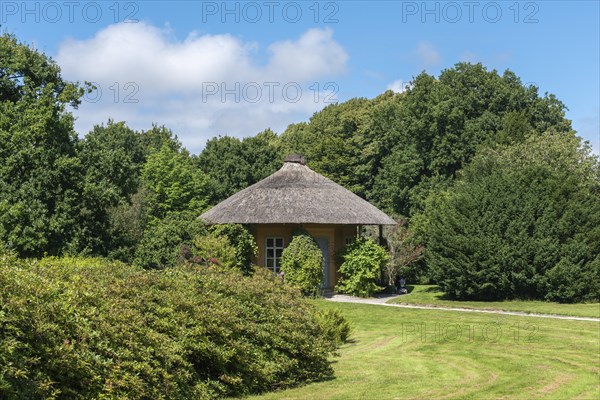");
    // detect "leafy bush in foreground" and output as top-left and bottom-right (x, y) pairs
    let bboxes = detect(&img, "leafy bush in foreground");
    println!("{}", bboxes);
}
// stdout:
(280, 231), (324, 296)
(336, 238), (389, 297)
(0, 255), (339, 399)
